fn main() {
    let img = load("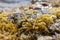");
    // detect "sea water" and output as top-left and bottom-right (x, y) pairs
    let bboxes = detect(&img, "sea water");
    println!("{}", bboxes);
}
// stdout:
(0, 0), (31, 9)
